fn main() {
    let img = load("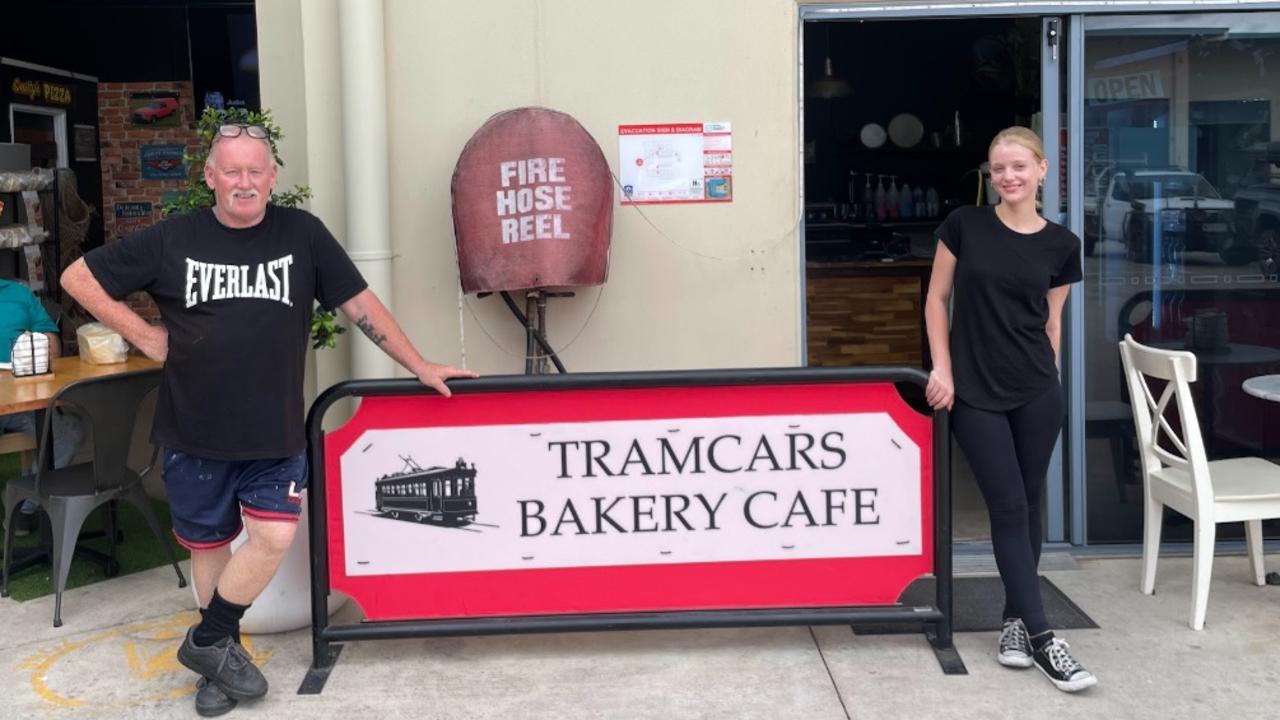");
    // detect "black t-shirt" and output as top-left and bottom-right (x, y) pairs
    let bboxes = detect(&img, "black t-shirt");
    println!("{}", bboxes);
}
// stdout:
(936, 205), (1082, 411)
(84, 206), (367, 460)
